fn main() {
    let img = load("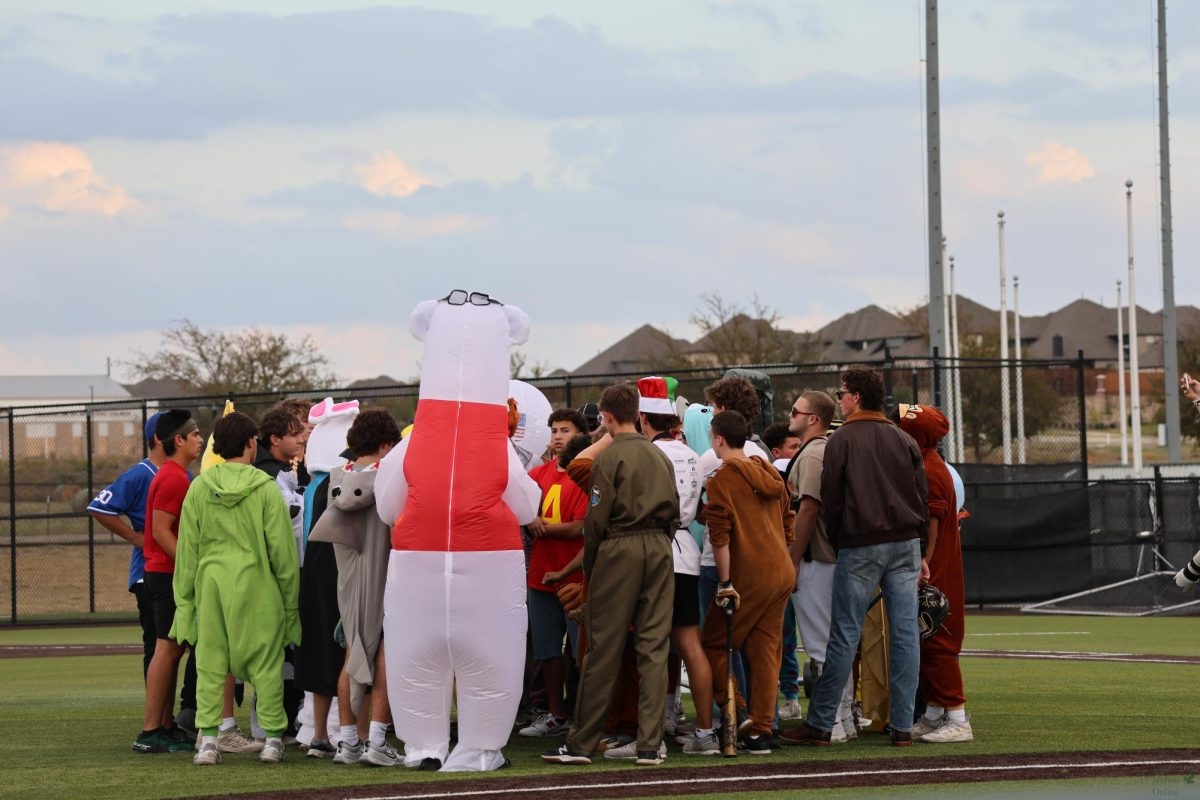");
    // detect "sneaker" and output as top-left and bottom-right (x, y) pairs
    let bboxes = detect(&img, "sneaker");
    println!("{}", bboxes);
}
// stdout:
(260, 738), (284, 763)
(636, 750), (664, 766)
(829, 721), (848, 744)
(605, 740), (667, 760)
(418, 757), (442, 771)
(912, 714), (944, 739)
(542, 743), (592, 765)
(218, 727), (263, 754)
(518, 713), (569, 737)
(165, 724), (196, 746)
(681, 731), (720, 755)
(736, 733), (771, 755)
(599, 734), (629, 752)
(919, 716), (973, 743)
(362, 741), (403, 767)
(332, 739), (364, 764)
(132, 728), (167, 754)
(305, 737), (336, 758)
(890, 729), (913, 747)
(777, 698), (802, 720)
(193, 741), (221, 766)
(779, 721), (831, 746)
